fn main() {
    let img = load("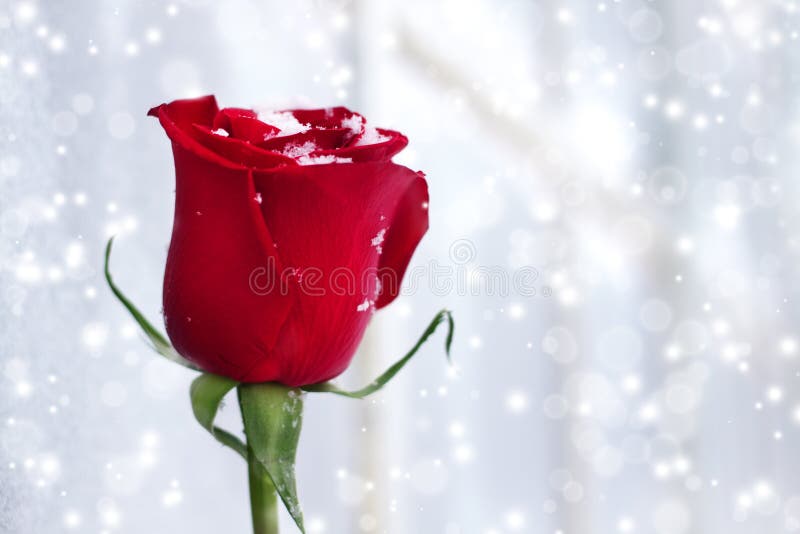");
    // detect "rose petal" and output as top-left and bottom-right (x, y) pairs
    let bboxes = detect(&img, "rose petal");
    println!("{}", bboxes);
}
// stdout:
(191, 125), (298, 169)
(247, 162), (427, 385)
(314, 129), (408, 162)
(161, 141), (294, 381)
(213, 107), (258, 128)
(374, 172), (428, 308)
(149, 96), (246, 171)
(148, 94), (219, 129)
(214, 108), (280, 142)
